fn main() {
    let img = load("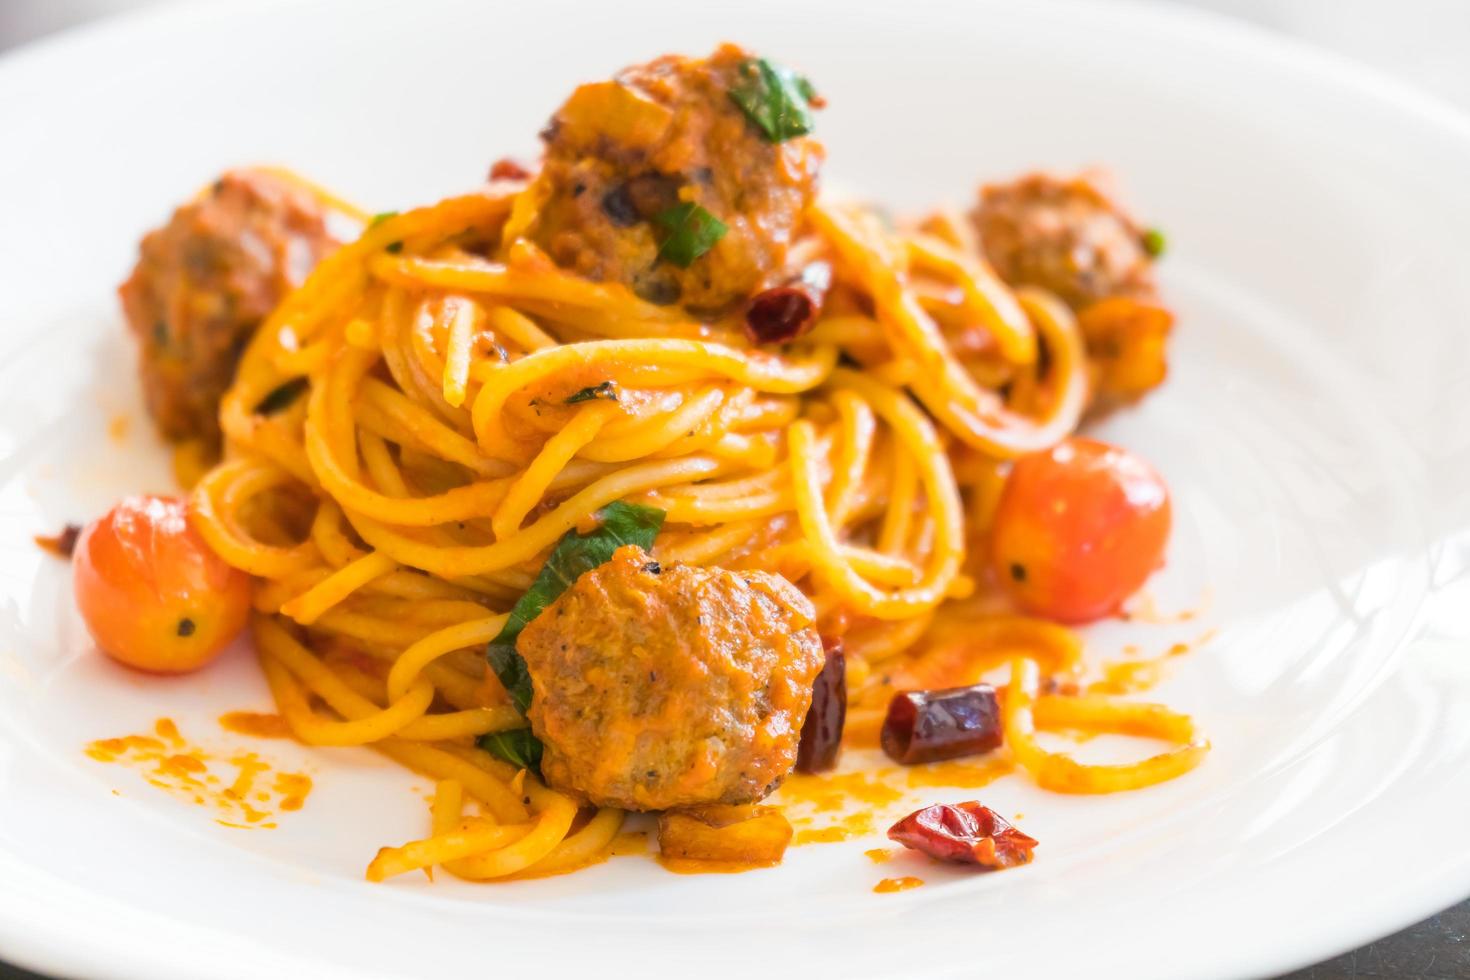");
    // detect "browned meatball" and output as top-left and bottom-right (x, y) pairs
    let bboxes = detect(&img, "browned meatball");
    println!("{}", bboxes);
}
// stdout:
(118, 169), (336, 442)
(517, 545), (824, 811)
(972, 171), (1157, 310)
(973, 171), (1173, 408)
(512, 44), (823, 314)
